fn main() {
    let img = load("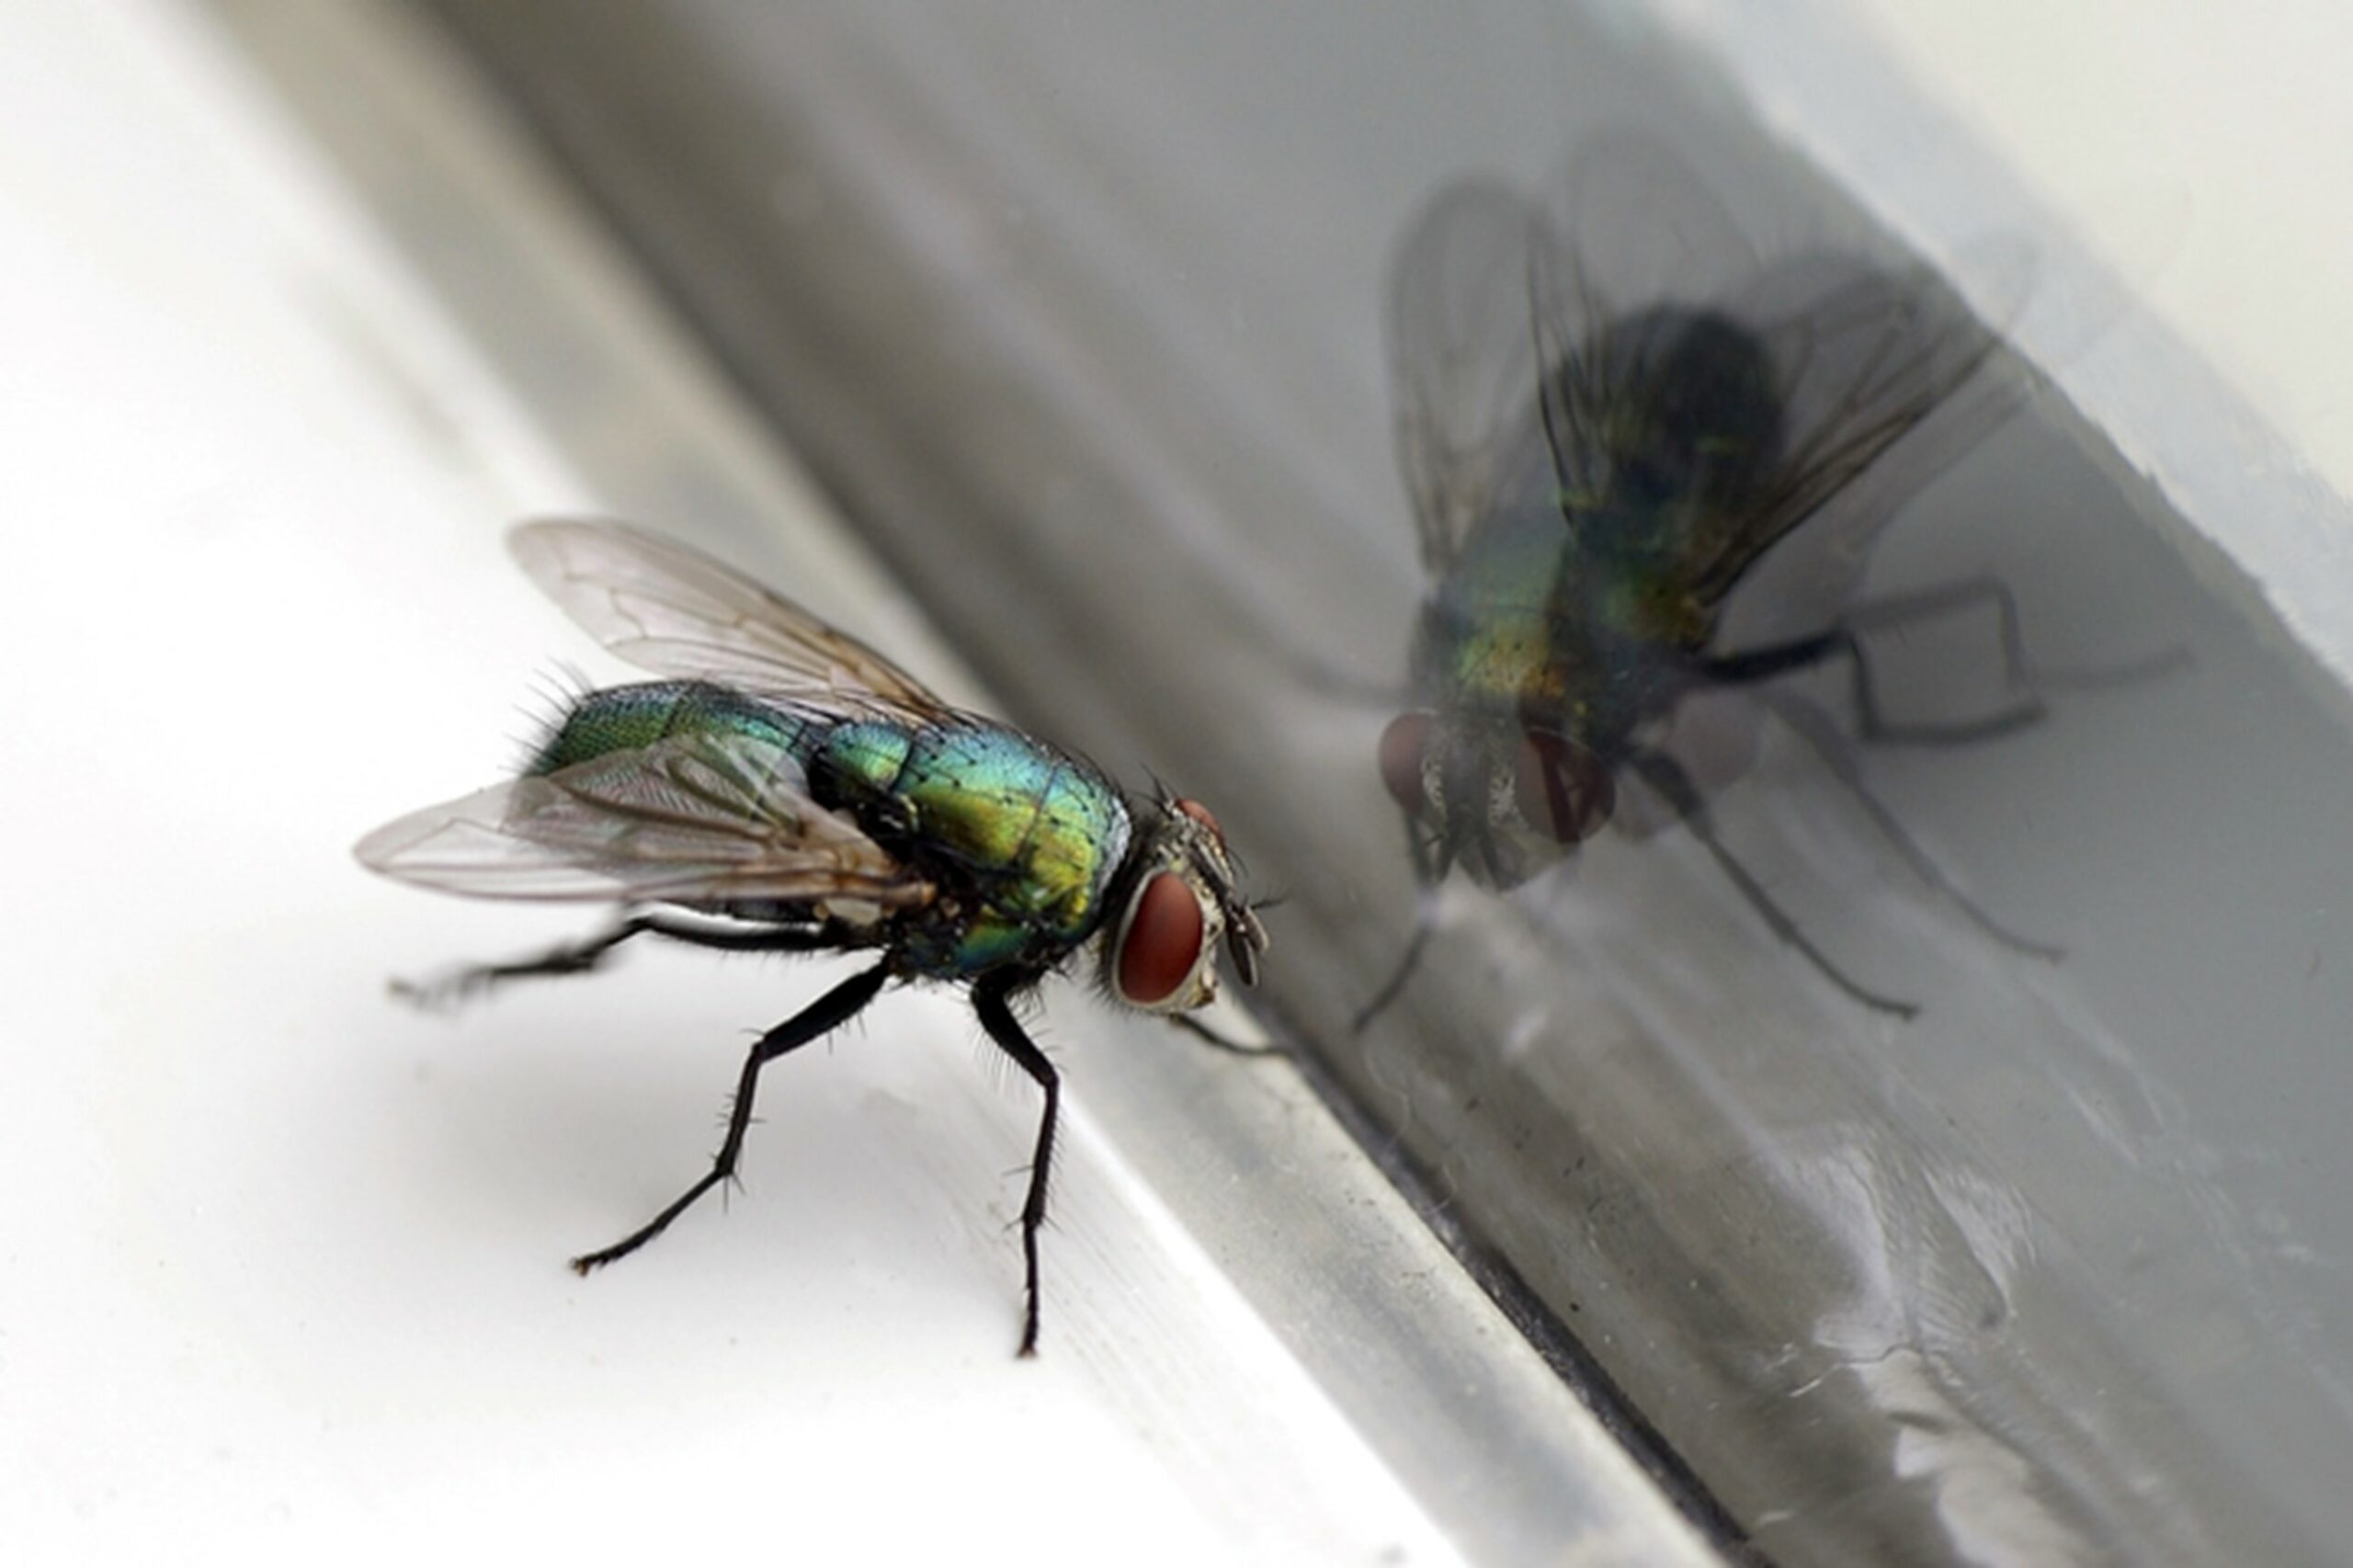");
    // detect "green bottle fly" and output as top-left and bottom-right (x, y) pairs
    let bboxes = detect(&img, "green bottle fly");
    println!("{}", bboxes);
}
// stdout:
(358, 520), (1267, 1356)
(1368, 140), (2050, 1023)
